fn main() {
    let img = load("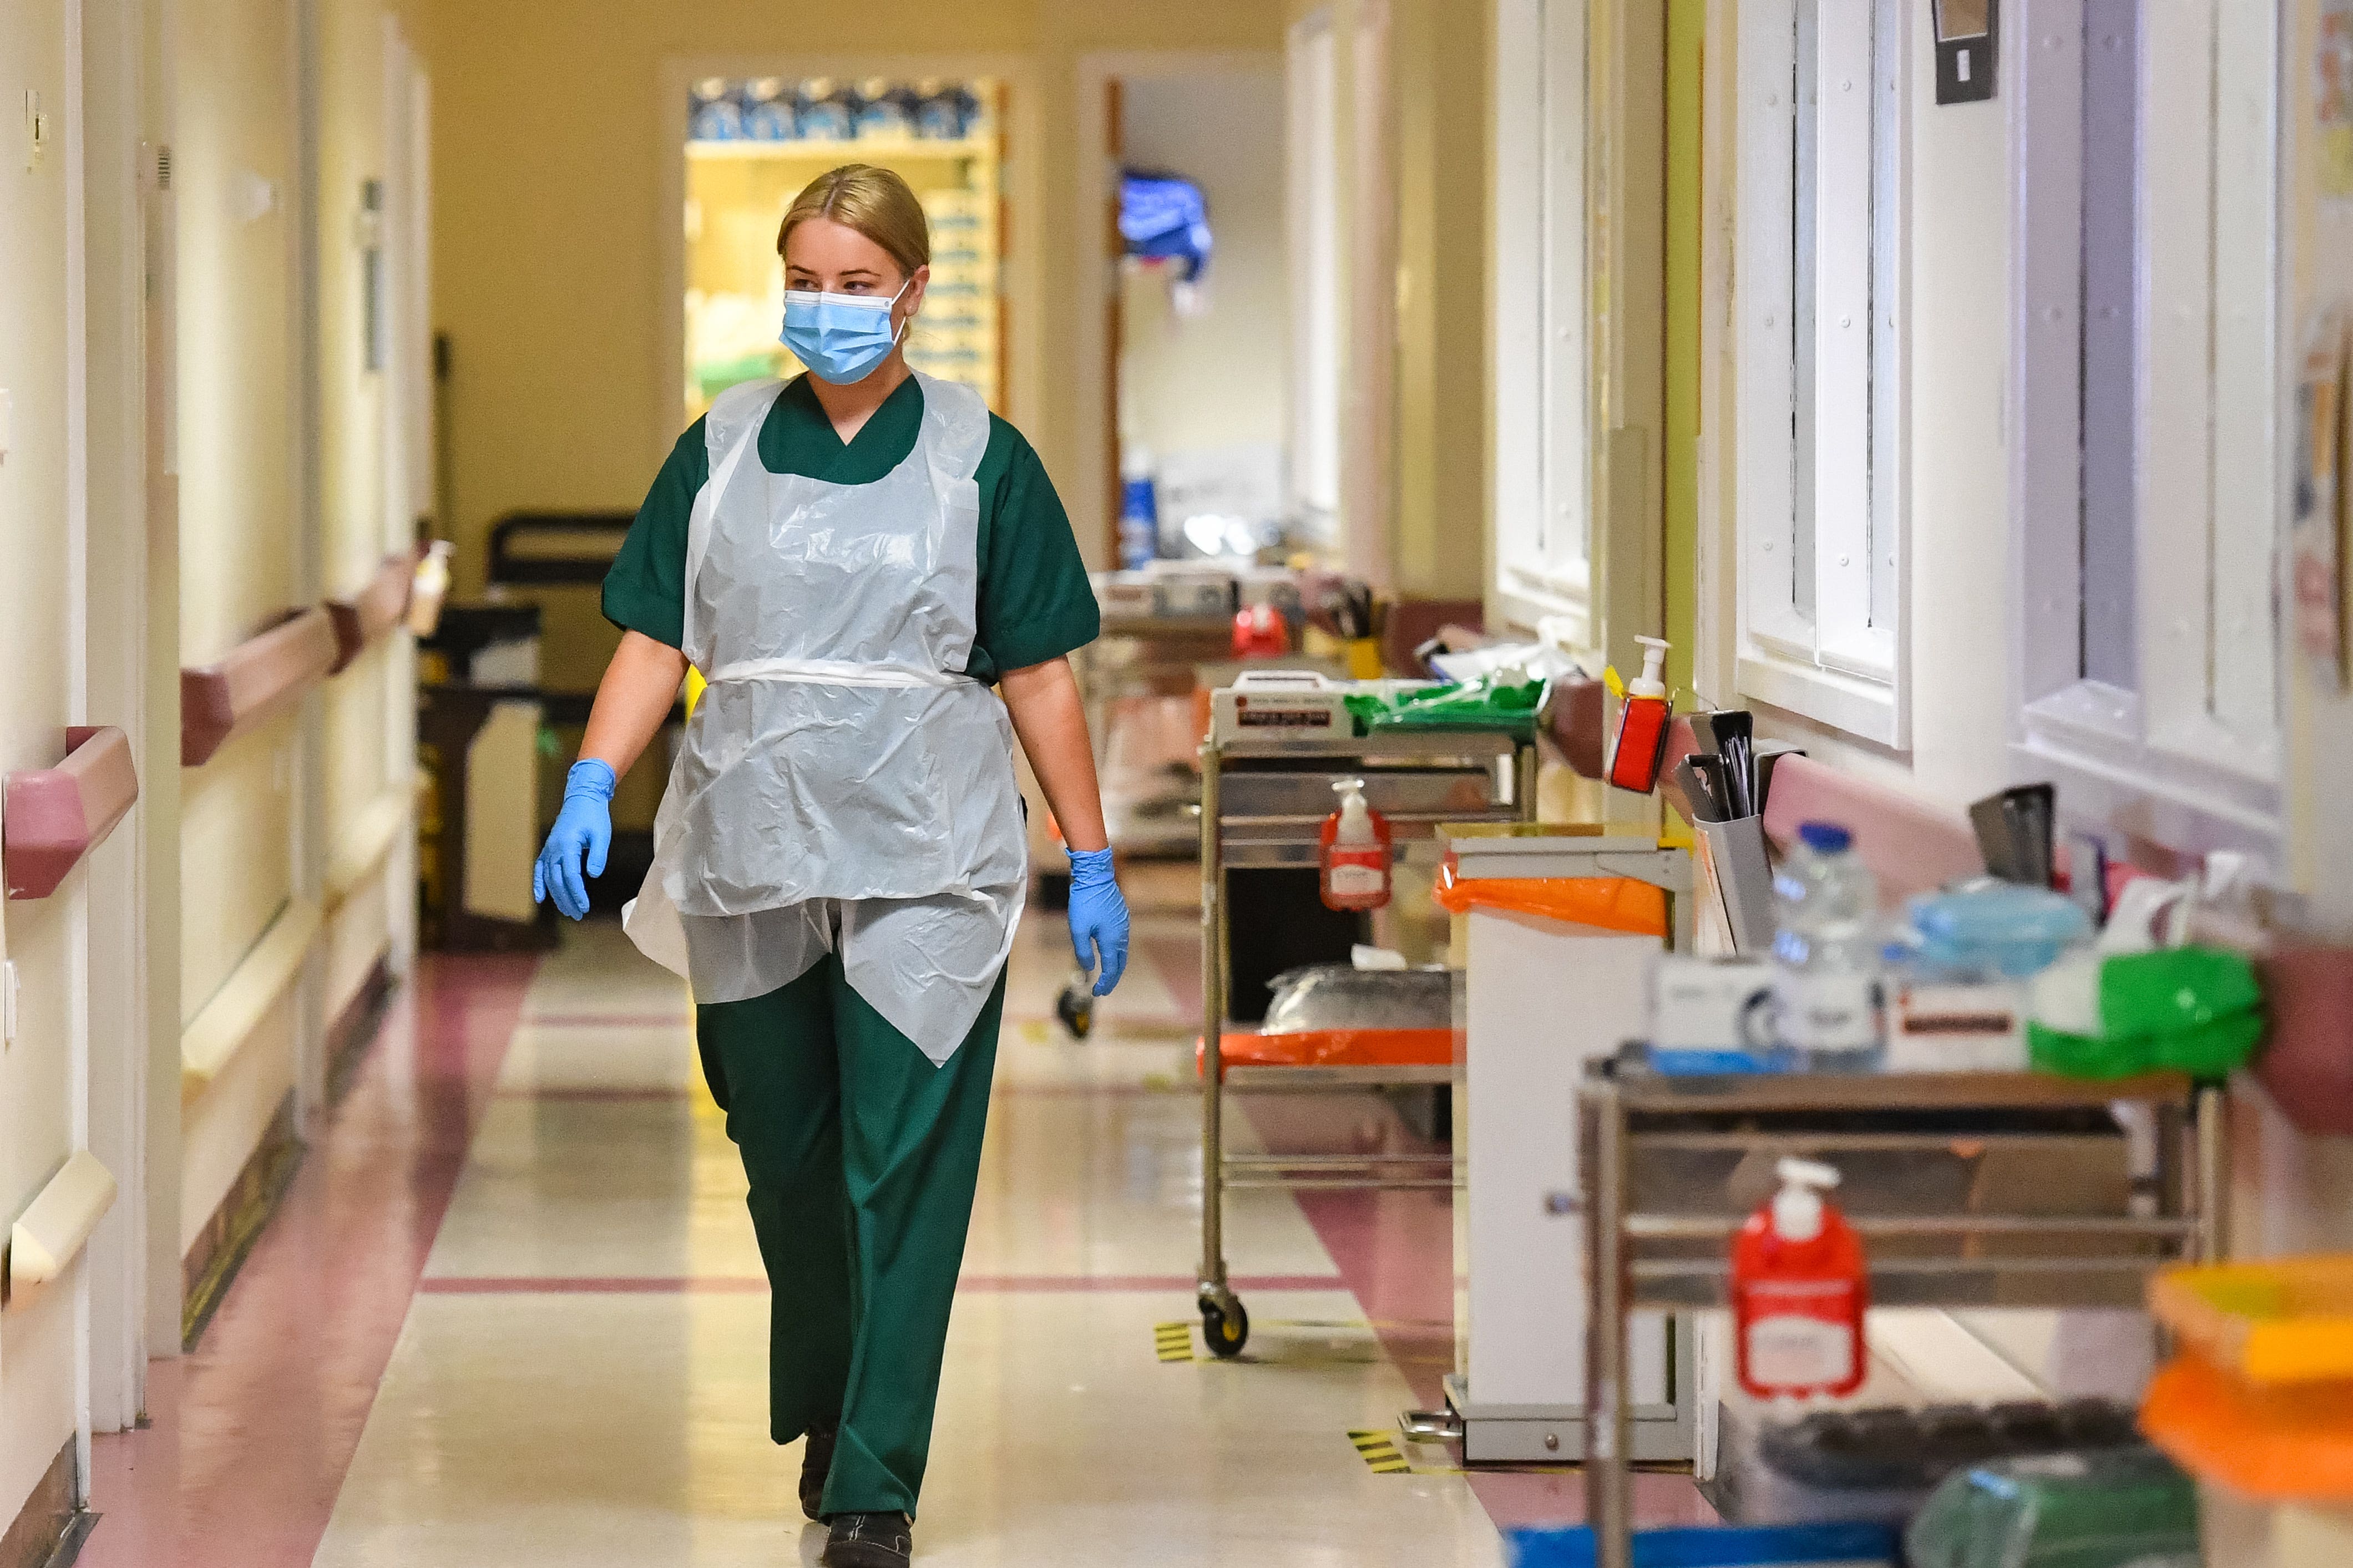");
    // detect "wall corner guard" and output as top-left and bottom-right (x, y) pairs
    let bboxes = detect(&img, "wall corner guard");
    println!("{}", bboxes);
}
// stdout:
(3, 1151), (119, 1307)
(3, 726), (139, 900)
